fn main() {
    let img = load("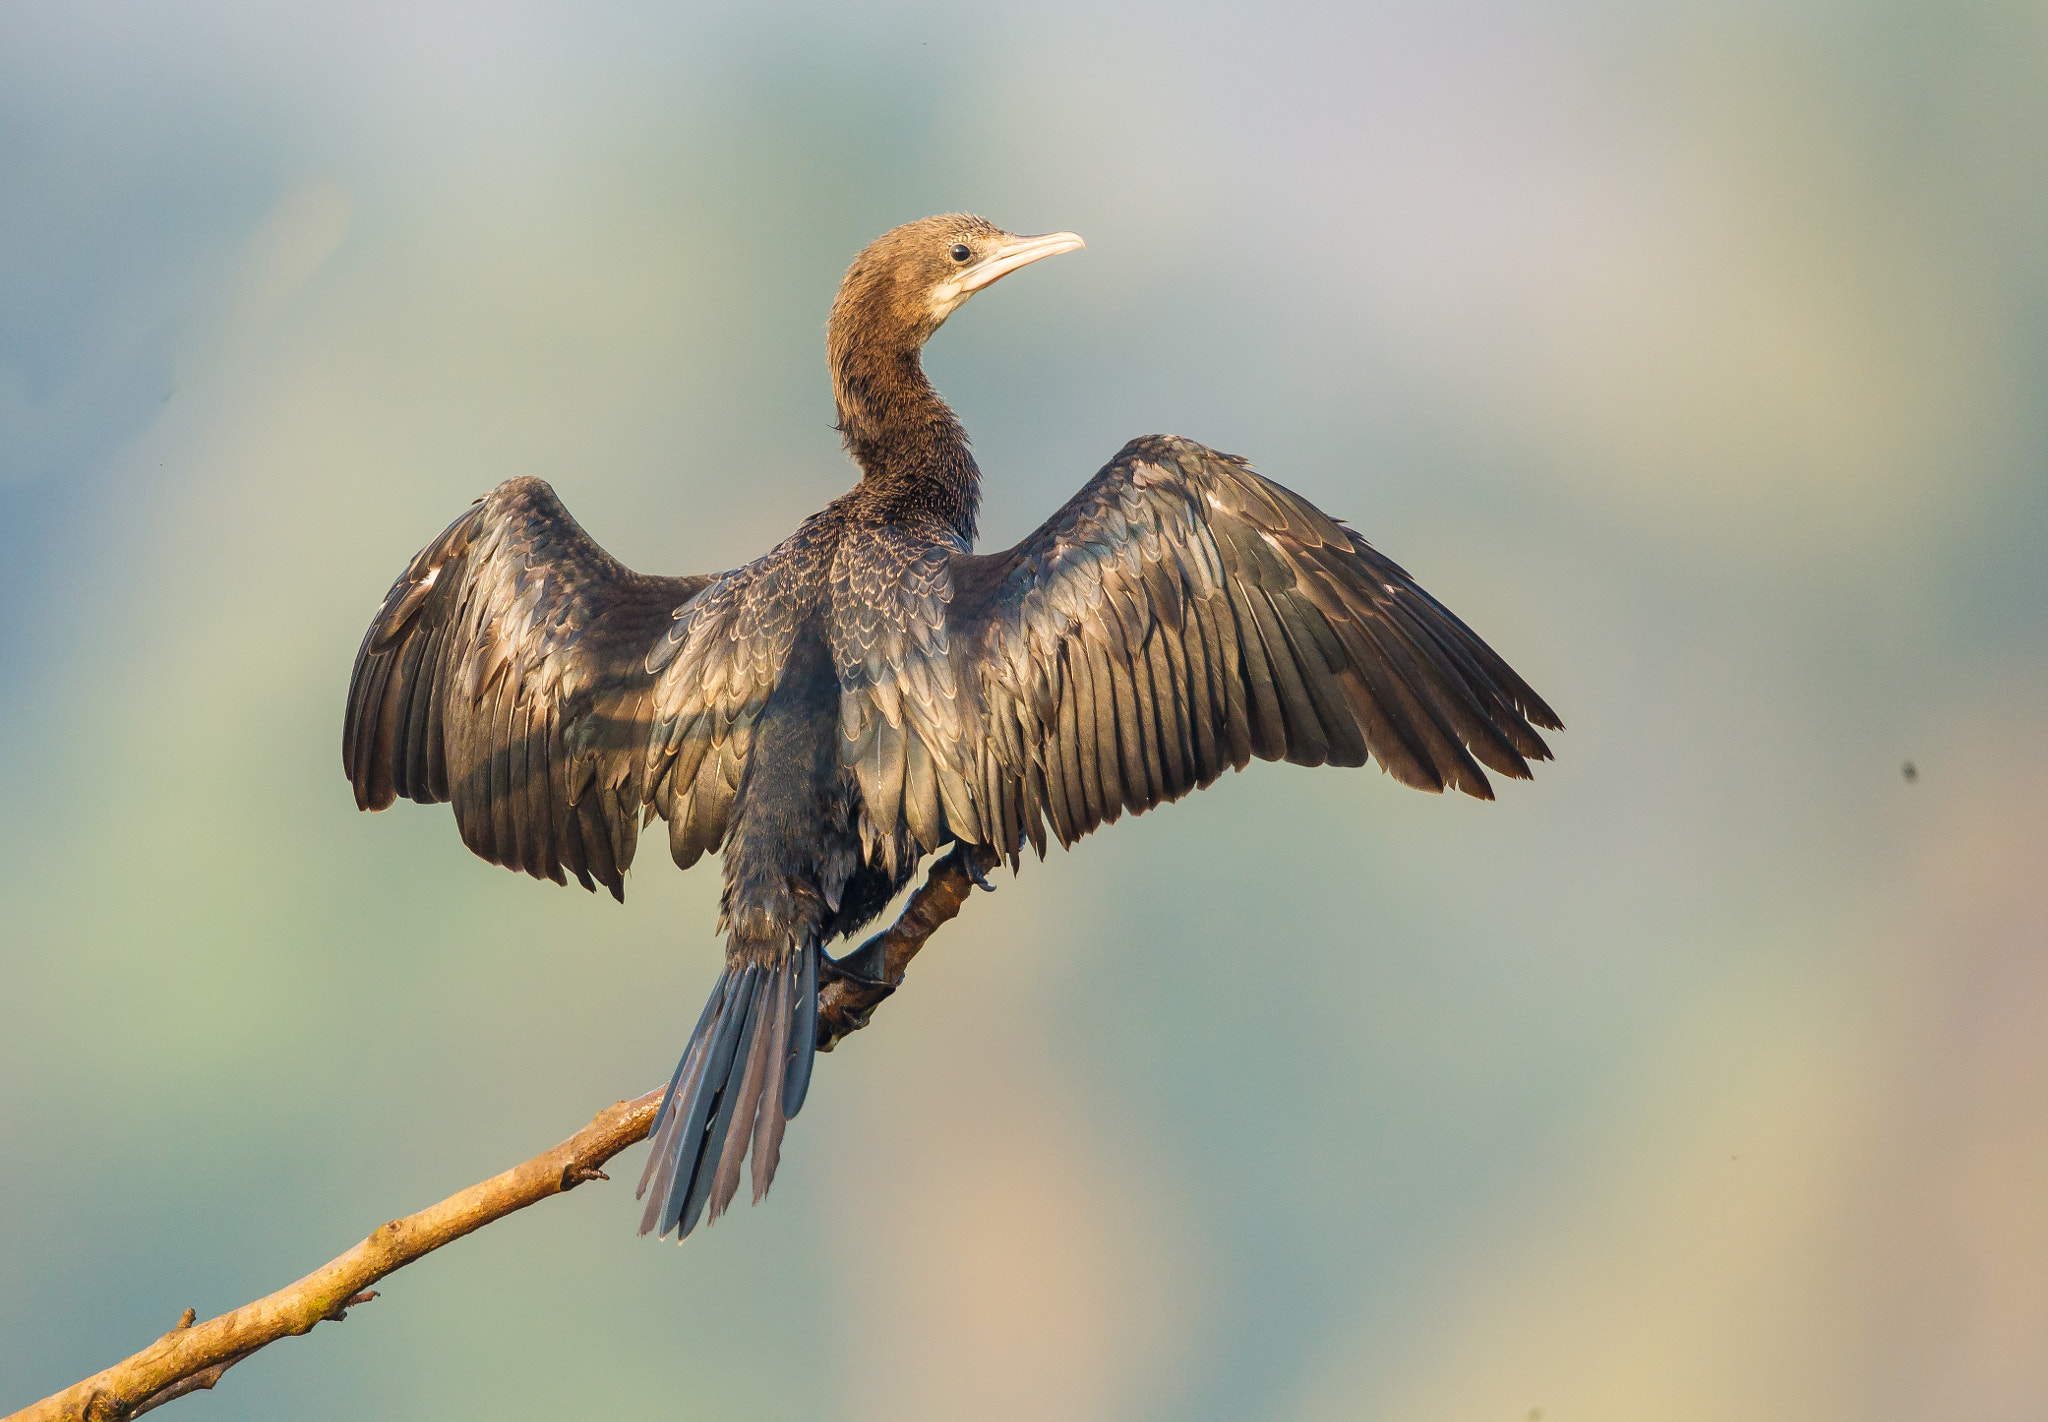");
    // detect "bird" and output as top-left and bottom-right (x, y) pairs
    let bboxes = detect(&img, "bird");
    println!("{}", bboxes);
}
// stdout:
(342, 213), (1562, 1243)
